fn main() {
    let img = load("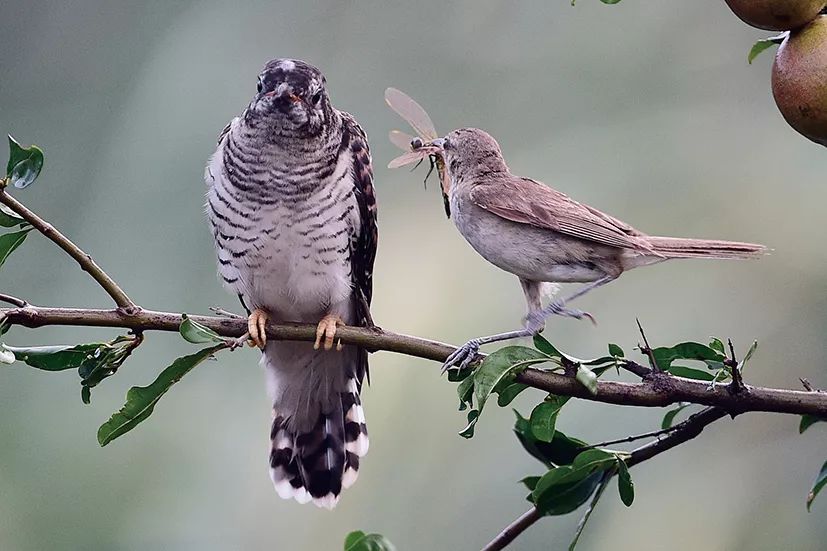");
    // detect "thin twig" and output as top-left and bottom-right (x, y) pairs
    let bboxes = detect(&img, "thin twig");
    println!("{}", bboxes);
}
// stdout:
(801, 378), (816, 392)
(0, 293), (27, 307)
(568, 472), (612, 551)
(482, 407), (727, 550)
(481, 507), (542, 551)
(2, 305), (827, 416)
(0, 190), (136, 311)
